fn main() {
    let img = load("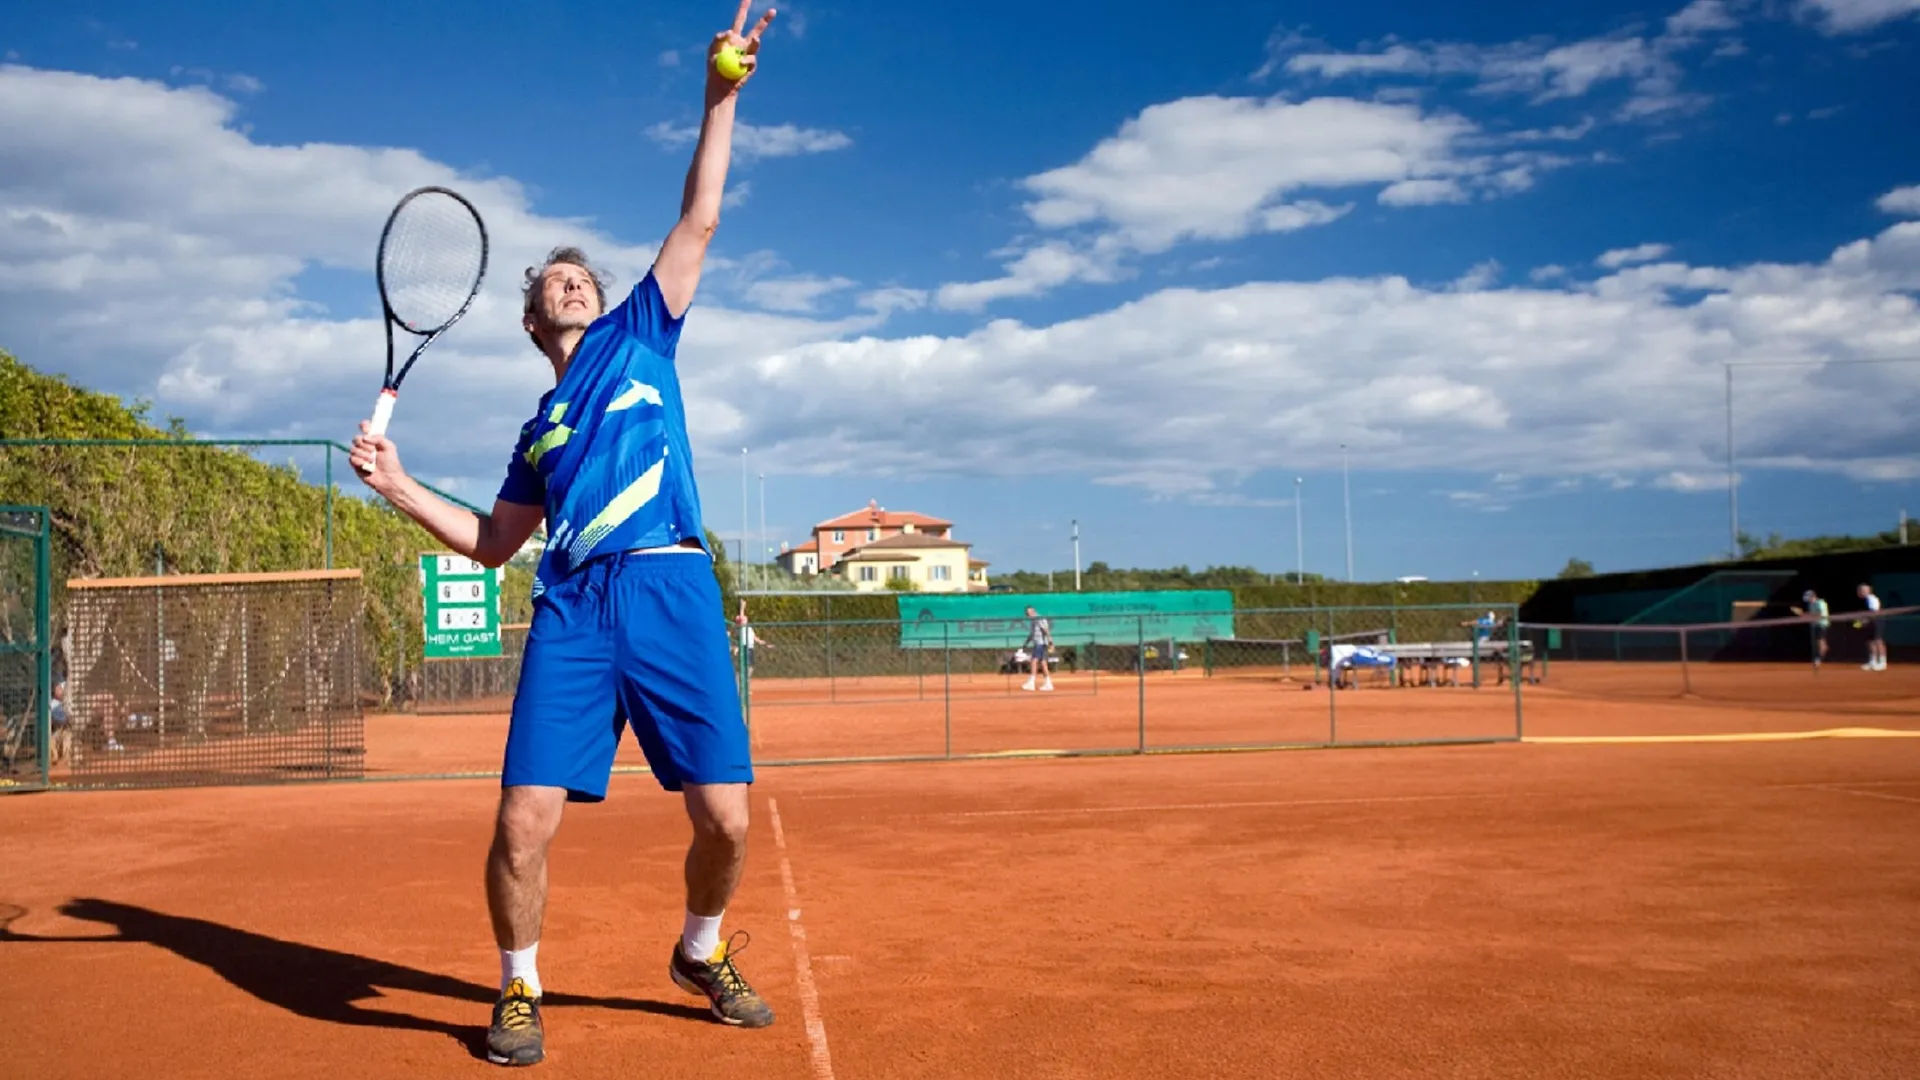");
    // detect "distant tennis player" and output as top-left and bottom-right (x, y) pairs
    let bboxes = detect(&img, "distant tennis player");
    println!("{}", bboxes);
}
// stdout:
(350, 2), (778, 1066)
(1022, 606), (1054, 692)
(1792, 589), (1830, 668)
(1858, 583), (1887, 671)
